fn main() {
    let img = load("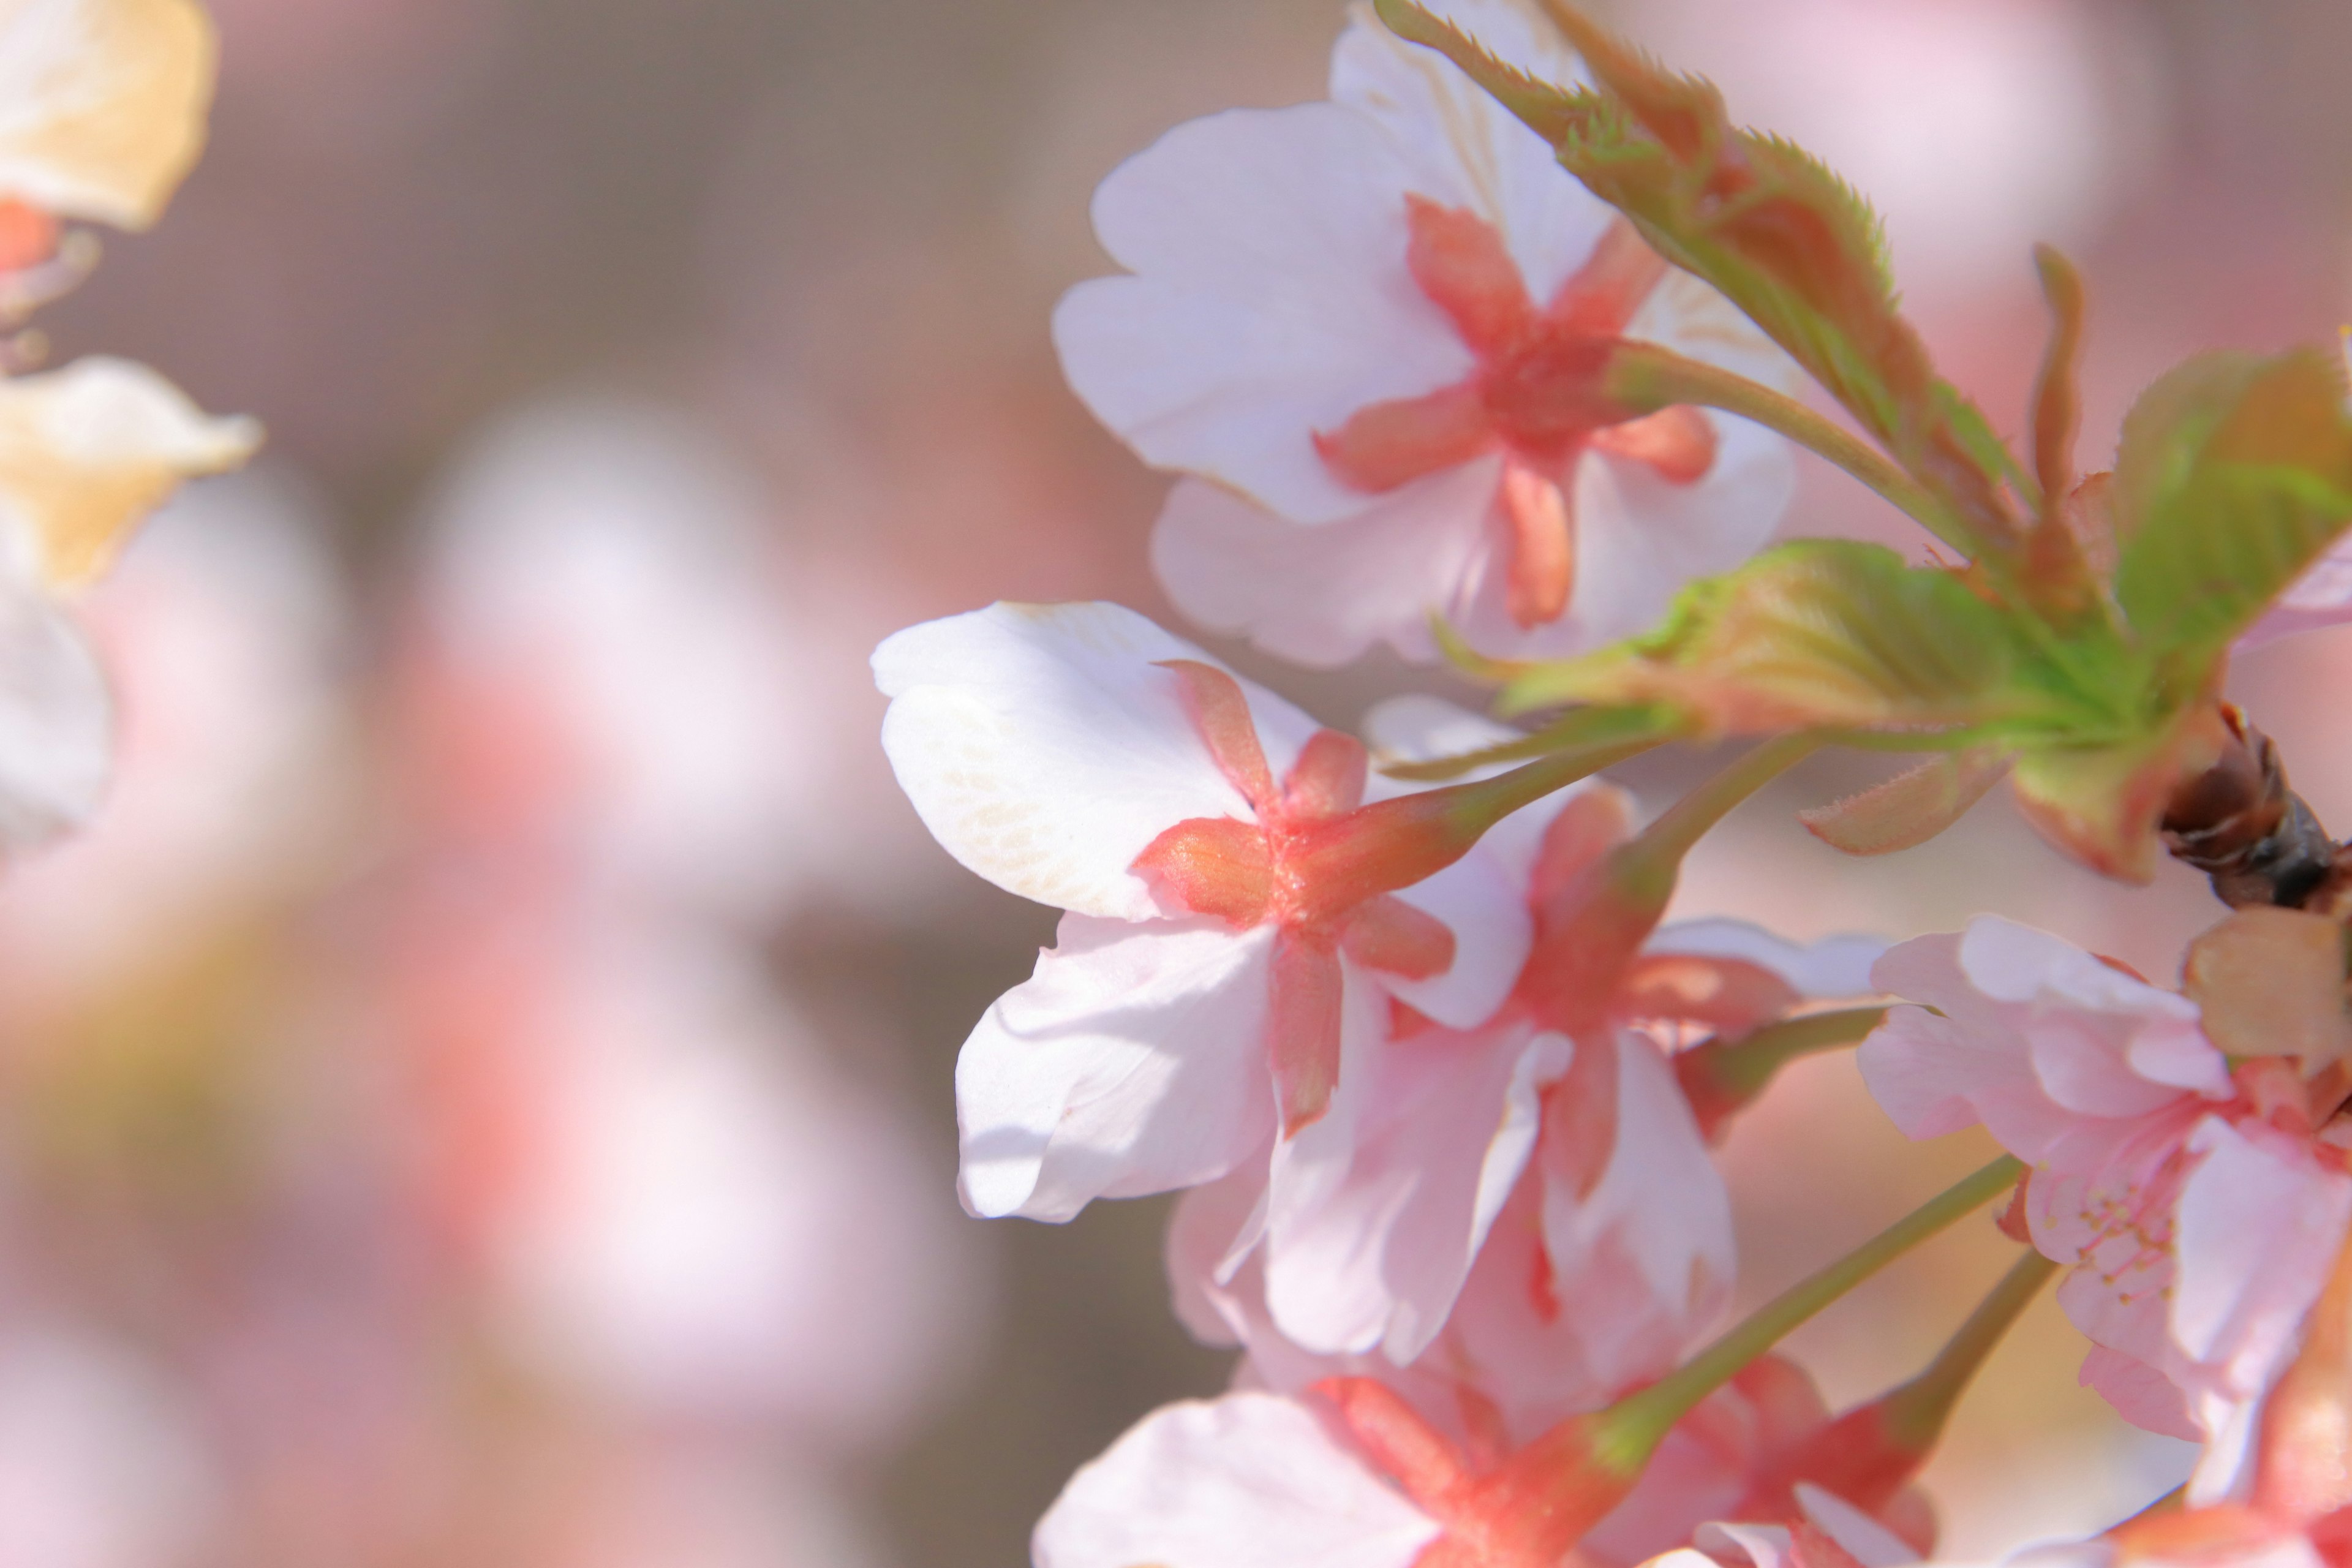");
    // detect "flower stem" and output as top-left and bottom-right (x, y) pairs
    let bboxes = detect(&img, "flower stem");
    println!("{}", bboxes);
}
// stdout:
(1608, 342), (1972, 554)
(1875, 1248), (2059, 1452)
(1677, 1005), (1889, 1139)
(1613, 733), (1824, 903)
(1597, 1154), (2026, 1468)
